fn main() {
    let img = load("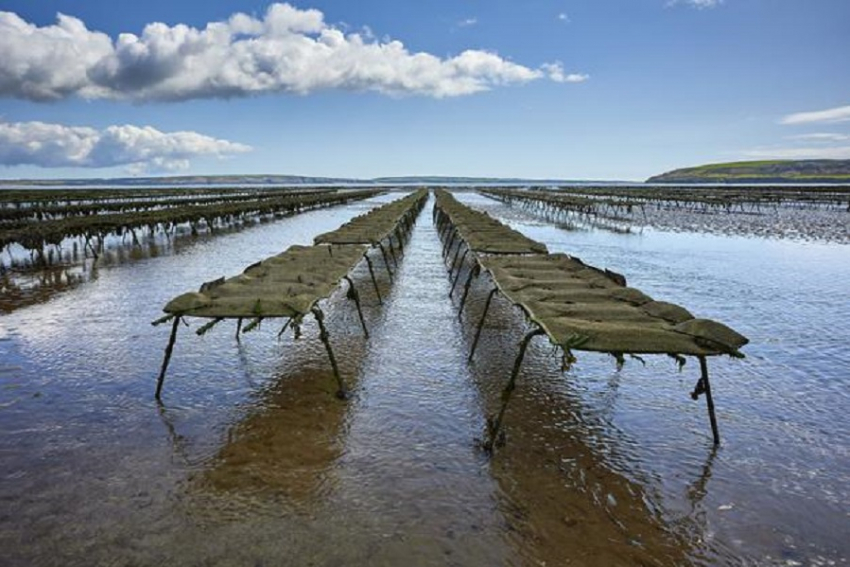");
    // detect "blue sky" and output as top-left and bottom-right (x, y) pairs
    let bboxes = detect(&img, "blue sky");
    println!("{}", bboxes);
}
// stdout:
(0, 0), (848, 181)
